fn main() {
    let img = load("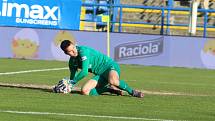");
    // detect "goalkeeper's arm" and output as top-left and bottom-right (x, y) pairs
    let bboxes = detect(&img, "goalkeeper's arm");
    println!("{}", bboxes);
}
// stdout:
(73, 60), (89, 83)
(72, 47), (90, 83)
(69, 65), (77, 82)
